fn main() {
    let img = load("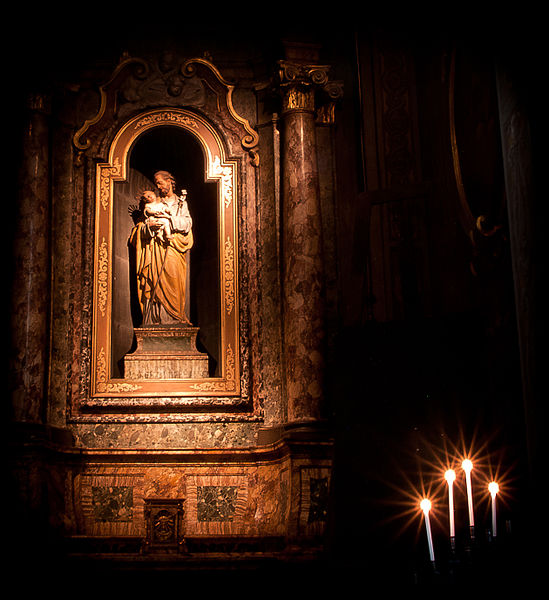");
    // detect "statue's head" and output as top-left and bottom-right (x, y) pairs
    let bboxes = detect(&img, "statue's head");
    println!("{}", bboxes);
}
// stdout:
(154, 171), (176, 196)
